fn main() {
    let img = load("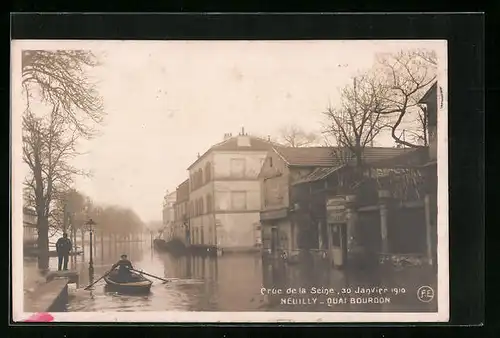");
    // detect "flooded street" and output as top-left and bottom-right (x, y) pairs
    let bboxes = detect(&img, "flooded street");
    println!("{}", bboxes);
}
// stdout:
(65, 239), (266, 312)
(25, 238), (437, 312)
